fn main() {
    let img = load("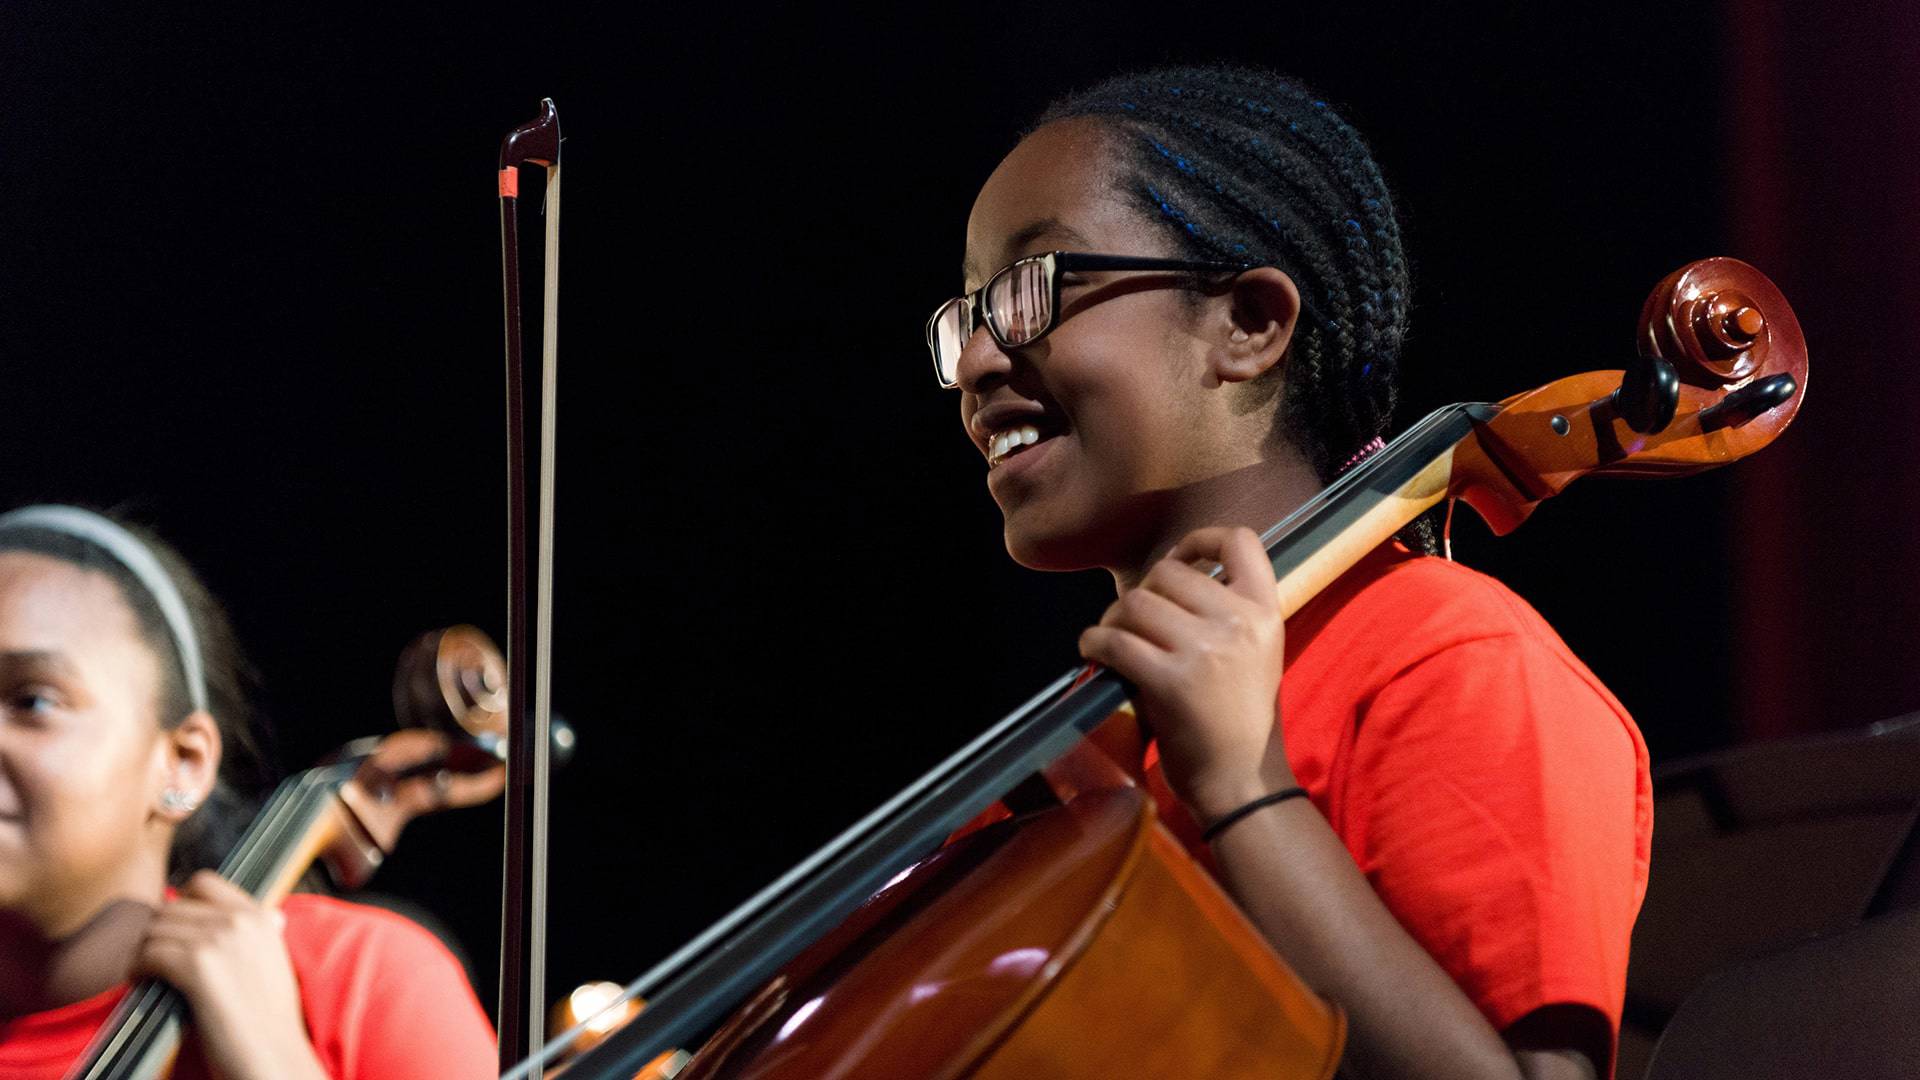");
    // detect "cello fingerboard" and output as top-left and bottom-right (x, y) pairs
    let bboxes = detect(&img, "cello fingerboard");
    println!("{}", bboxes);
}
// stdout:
(65, 763), (354, 1080)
